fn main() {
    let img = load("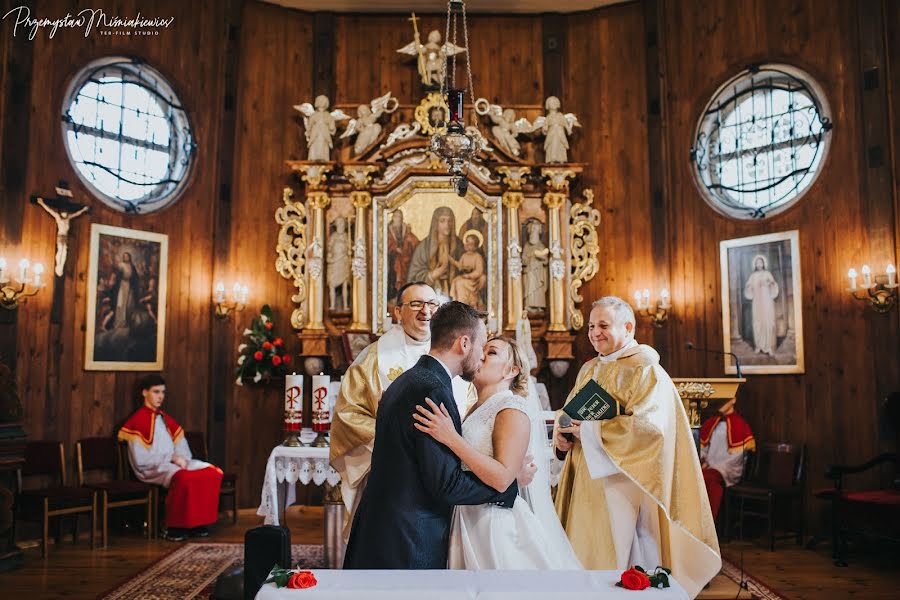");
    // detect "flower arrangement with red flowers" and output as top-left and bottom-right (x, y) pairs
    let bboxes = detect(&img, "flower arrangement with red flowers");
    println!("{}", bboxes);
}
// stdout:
(235, 304), (293, 385)
(265, 566), (317, 589)
(617, 565), (671, 590)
